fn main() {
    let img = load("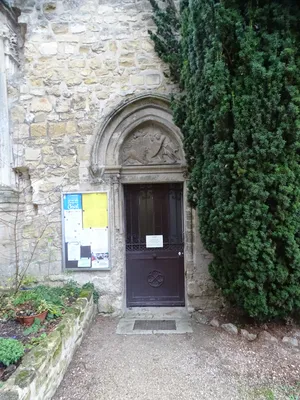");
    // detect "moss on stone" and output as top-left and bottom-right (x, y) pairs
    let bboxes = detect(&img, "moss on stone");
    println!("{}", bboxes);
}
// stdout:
(76, 298), (88, 309)
(14, 368), (36, 389)
(52, 341), (62, 365)
(46, 331), (62, 354)
(78, 289), (92, 301)
(22, 349), (48, 370)
(68, 307), (81, 318)
(56, 319), (73, 337)
(79, 310), (85, 322)
(56, 323), (66, 333)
